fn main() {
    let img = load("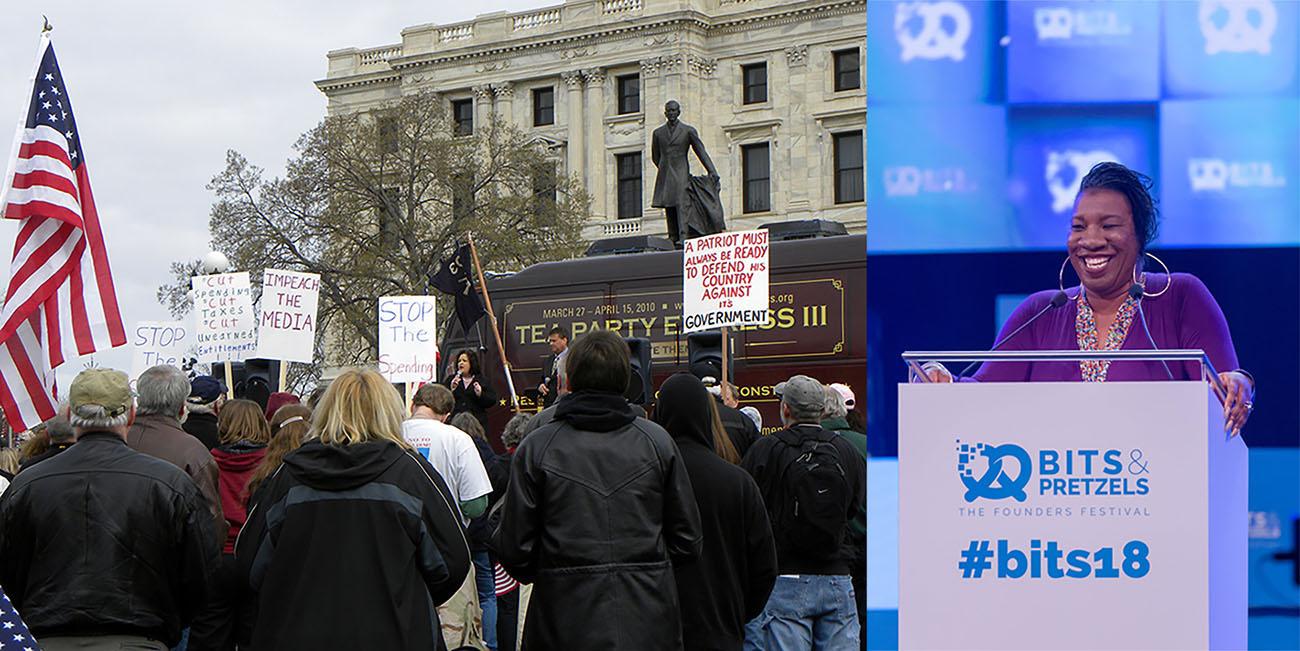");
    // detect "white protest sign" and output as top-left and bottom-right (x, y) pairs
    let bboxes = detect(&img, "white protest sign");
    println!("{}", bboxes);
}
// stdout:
(131, 321), (189, 380)
(192, 272), (257, 363)
(378, 296), (439, 383)
(256, 269), (320, 363)
(682, 229), (770, 333)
